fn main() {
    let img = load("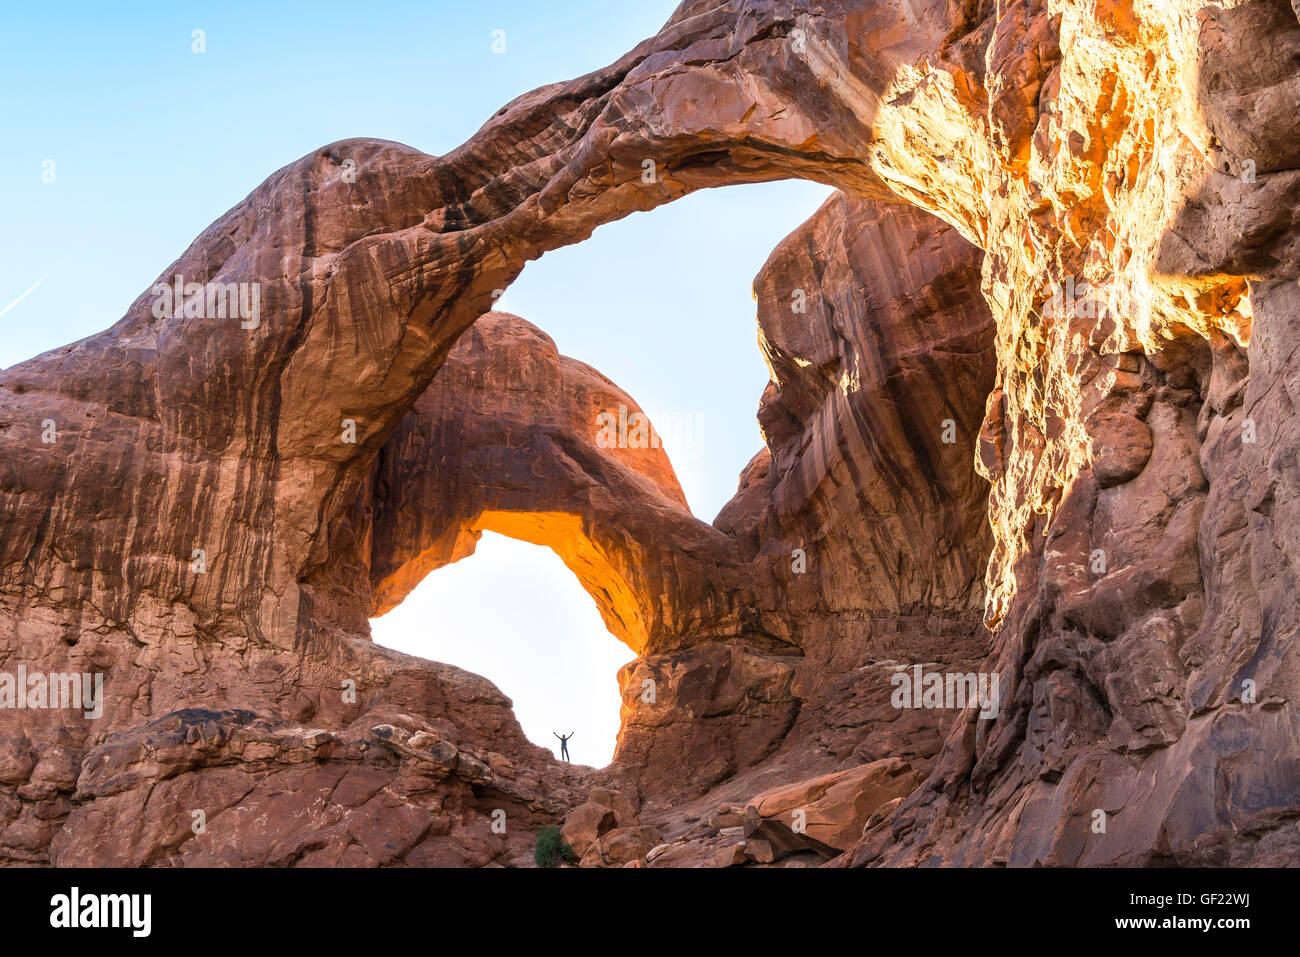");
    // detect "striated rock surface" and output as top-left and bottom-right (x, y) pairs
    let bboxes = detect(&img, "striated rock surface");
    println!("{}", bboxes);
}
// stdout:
(613, 190), (997, 815)
(2, 0), (1300, 867)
